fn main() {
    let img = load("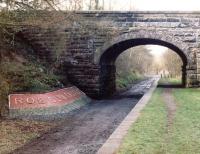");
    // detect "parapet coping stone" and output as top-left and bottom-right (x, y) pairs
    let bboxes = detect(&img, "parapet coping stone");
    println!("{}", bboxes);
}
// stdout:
(75, 11), (200, 14)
